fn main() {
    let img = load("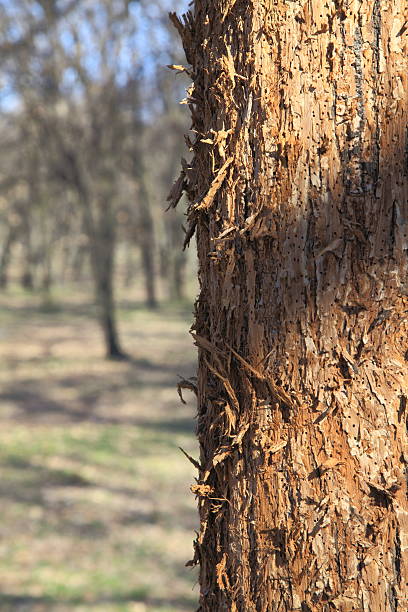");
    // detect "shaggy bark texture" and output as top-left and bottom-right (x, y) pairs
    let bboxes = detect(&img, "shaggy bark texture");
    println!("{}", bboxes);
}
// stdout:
(170, 1), (408, 610)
